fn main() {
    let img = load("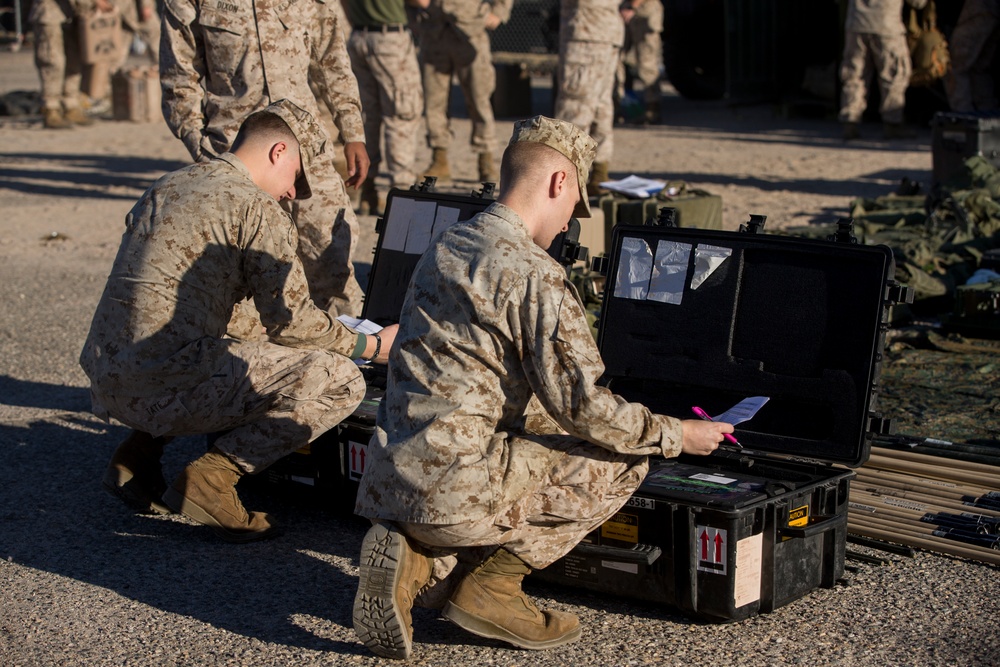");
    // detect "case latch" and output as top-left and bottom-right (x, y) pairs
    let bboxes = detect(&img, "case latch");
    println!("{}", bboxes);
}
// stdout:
(826, 217), (859, 244)
(885, 281), (916, 305)
(591, 254), (610, 275)
(739, 214), (767, 234)
(474, 182), (497, 199)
